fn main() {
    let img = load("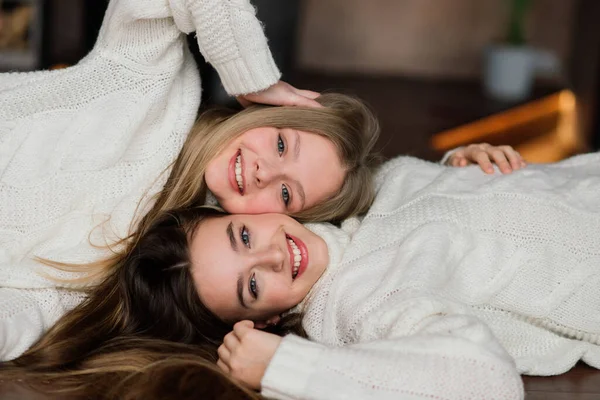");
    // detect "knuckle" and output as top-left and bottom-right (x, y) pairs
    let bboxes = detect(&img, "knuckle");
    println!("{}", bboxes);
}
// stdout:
(229, 360), (243, 375)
